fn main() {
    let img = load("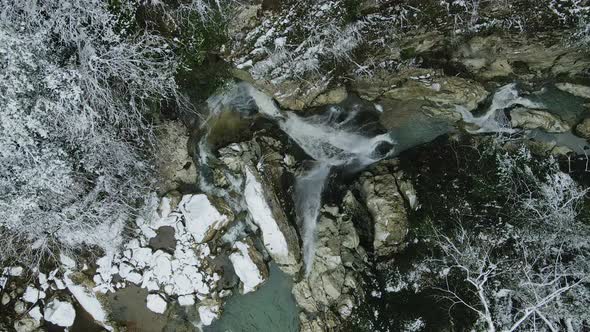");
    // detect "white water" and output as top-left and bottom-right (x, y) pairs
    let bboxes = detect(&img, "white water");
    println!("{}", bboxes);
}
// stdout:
(456, 83), (545, 134)
(207, 82), (394, 273)
(294, 163), (331, 275)
(245, 84), (394, 272)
